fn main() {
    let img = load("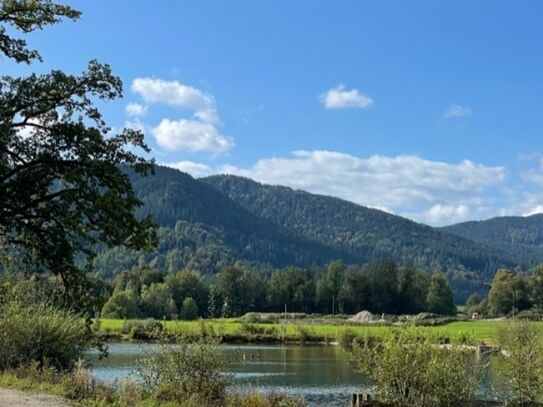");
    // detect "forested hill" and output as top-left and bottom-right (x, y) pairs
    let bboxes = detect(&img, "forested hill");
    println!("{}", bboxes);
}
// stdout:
(200, 175), (520, 281)
(94, 167), (528, 298)
(442, 215), (543, 263)
(94, 166), (352, 278)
